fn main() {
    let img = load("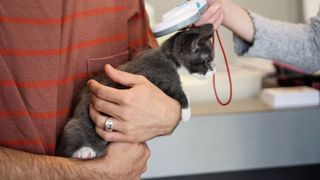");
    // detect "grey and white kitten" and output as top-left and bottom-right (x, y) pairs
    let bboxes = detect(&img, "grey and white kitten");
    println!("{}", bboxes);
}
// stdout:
(56, 24), (215, 159)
